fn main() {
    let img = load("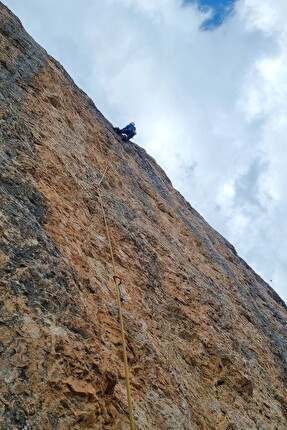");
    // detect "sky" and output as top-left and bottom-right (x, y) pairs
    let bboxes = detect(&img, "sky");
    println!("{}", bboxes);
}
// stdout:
(3, 0), (286, 304)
